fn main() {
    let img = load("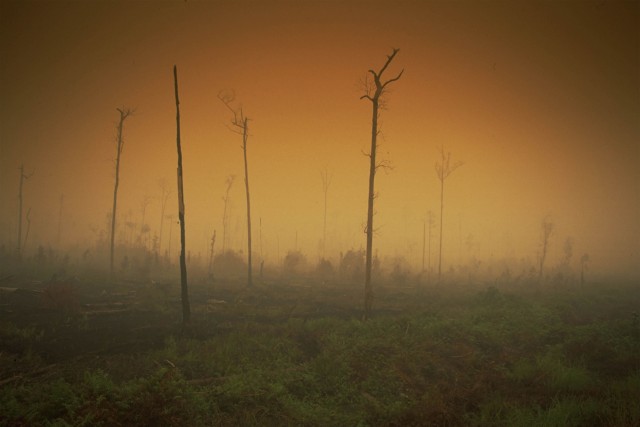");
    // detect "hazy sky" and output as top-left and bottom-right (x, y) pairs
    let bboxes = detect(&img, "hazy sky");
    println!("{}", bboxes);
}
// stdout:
(1, 0), (638, 278)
